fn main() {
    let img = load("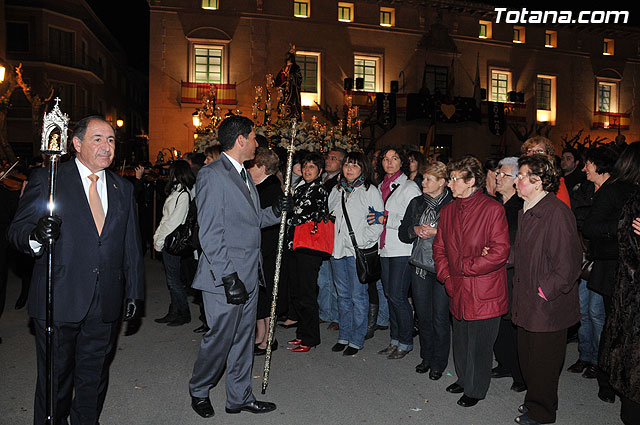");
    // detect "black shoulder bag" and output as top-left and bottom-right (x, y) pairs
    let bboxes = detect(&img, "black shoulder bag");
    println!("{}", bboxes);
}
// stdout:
(164, 191), (199, 256)
(341, 191), (381, 283)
